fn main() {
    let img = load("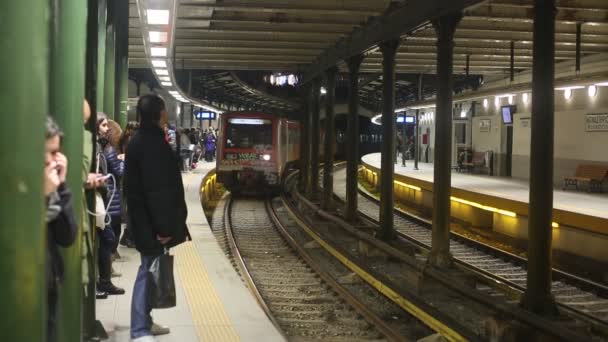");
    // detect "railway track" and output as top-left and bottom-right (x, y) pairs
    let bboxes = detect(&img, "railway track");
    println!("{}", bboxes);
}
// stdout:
(223, 196), (391, 341)
(330, 170), (608, 329)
